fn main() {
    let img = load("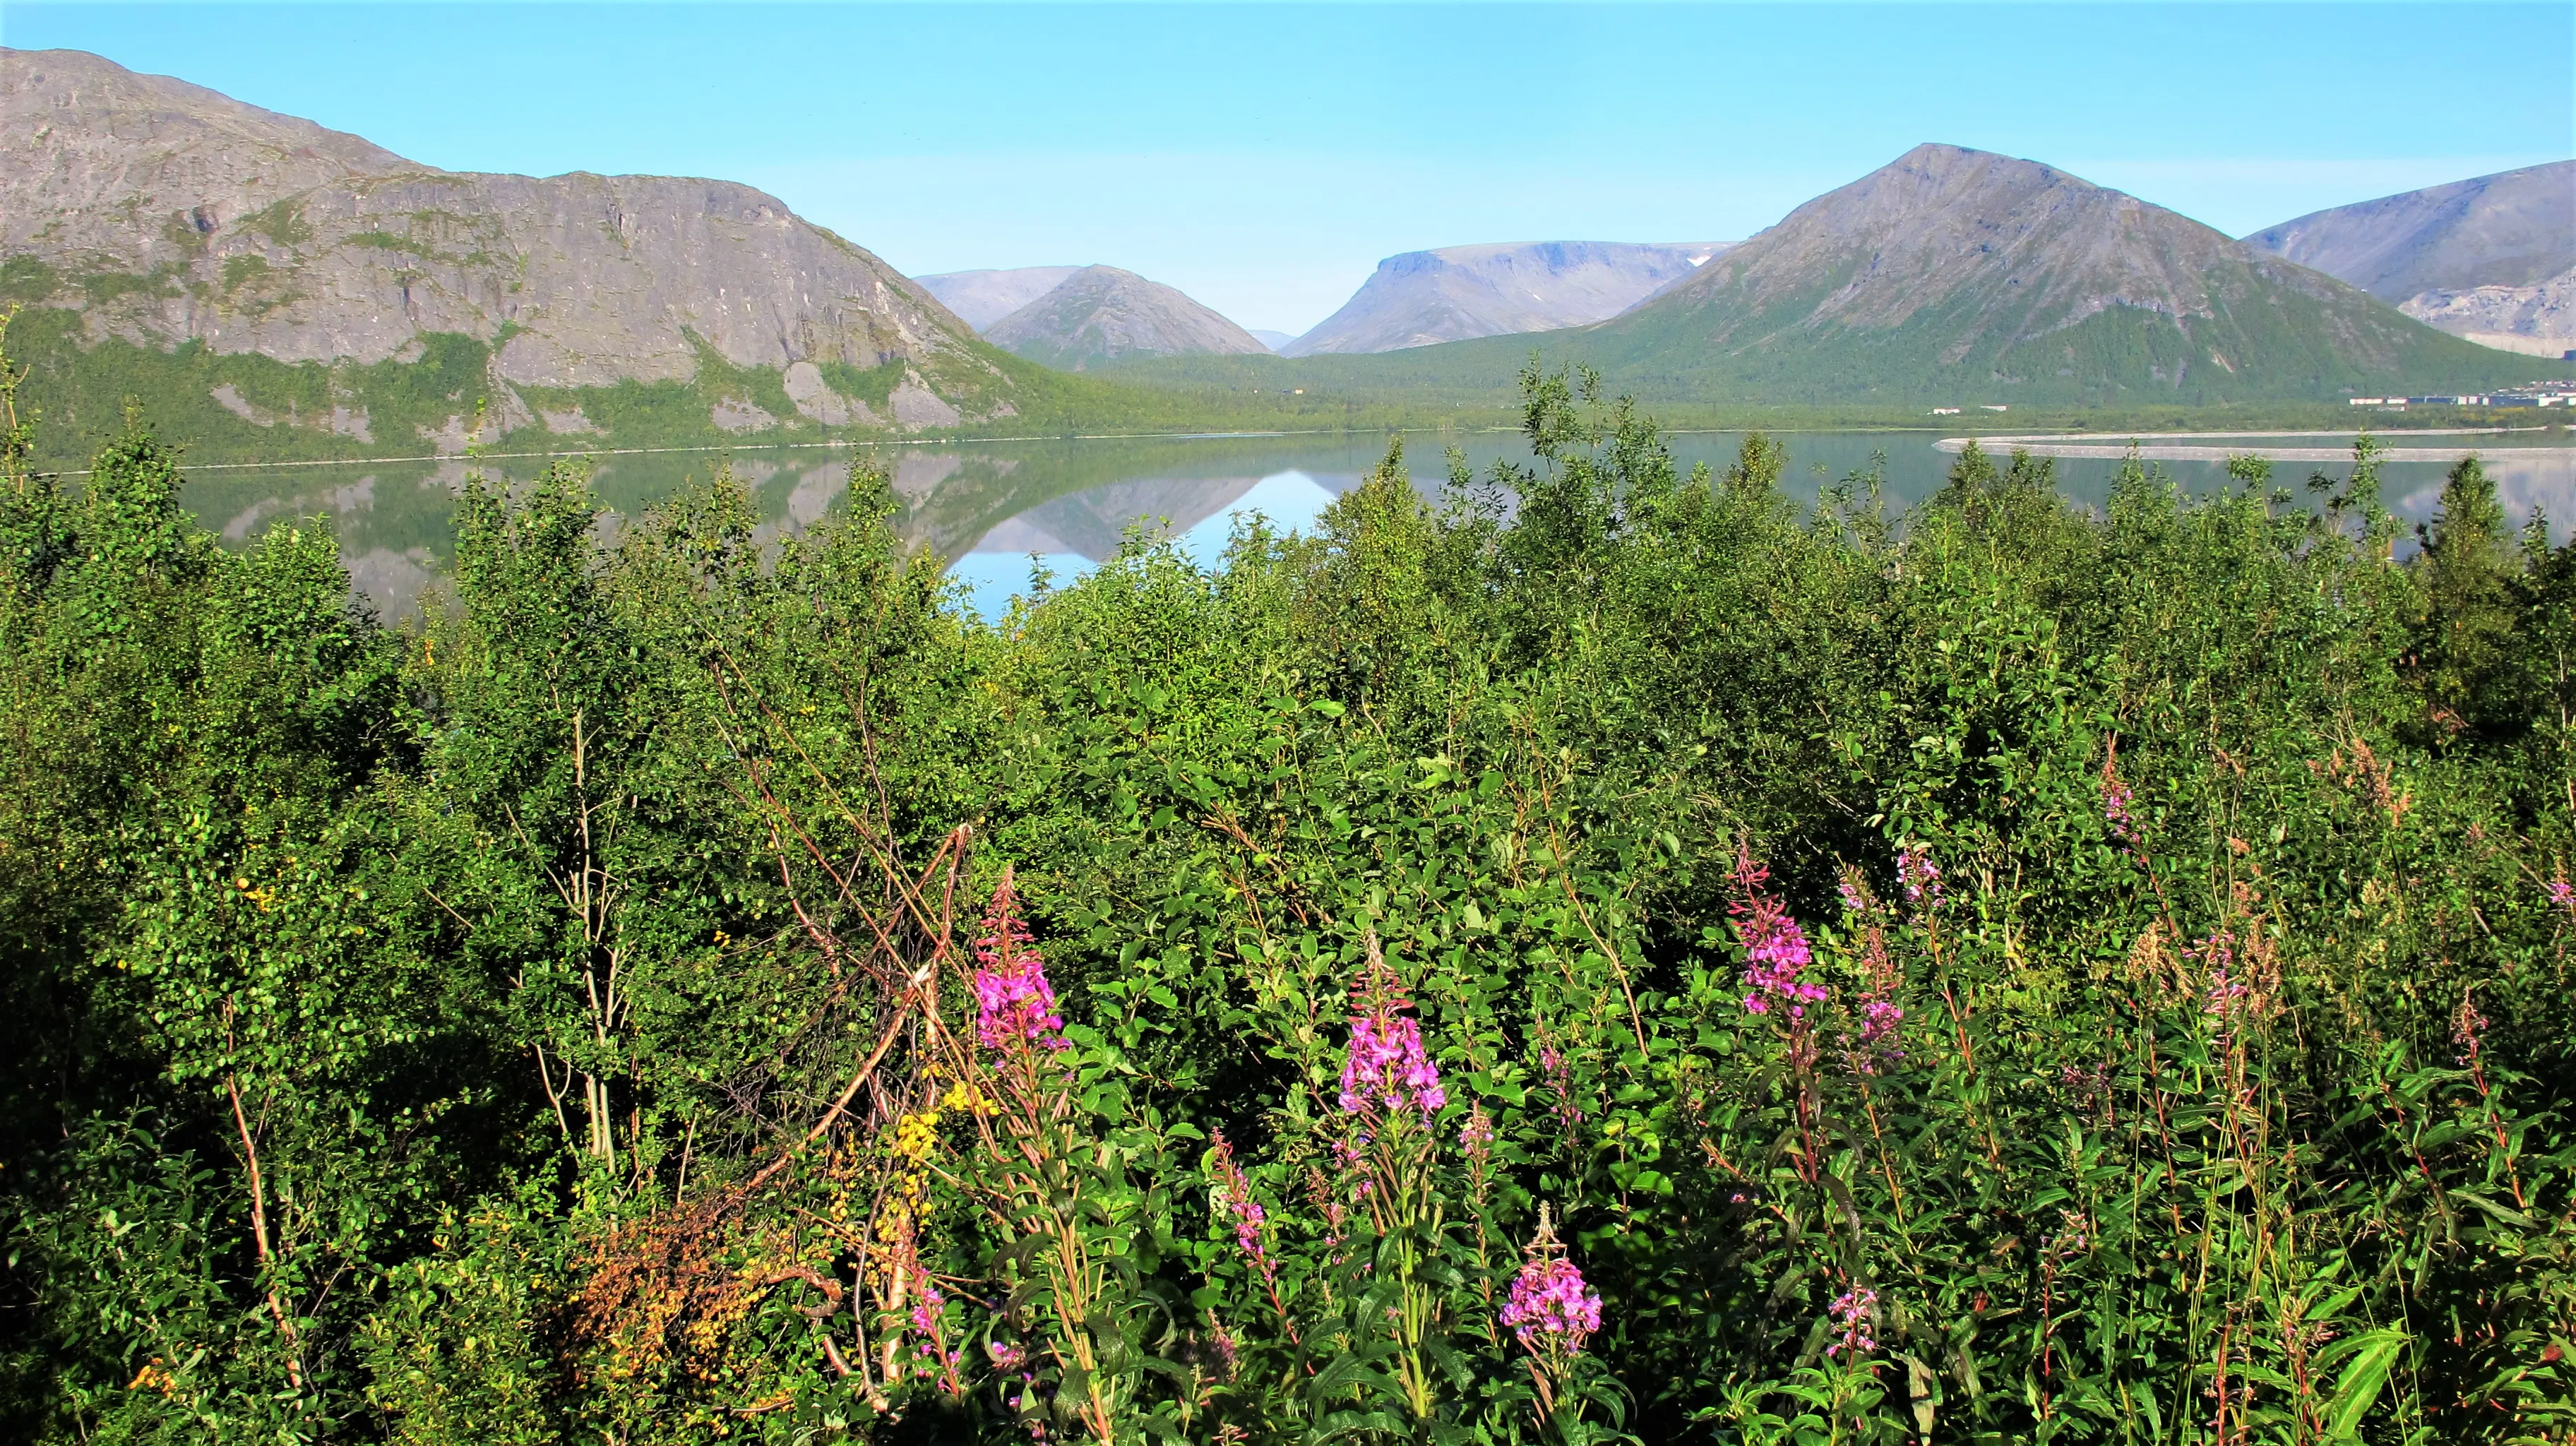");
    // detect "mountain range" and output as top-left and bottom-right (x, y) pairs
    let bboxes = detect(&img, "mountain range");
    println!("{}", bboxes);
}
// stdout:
(5, 47), (2565, 465)
(2243, 161), (2575, 358)
(0, 46), (1034, 457)
(1282, 240), (1726, 356)
(1111, 144), (2558, 405)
